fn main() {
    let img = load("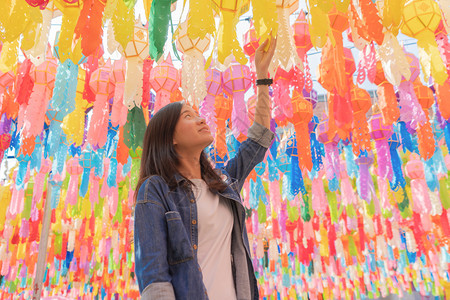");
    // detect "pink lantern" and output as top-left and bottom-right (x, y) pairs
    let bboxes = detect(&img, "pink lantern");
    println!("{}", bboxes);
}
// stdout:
(222, 61), (252, 138)
(110, 58), (128, 127)
(21, 51), (58, 138)
(87, 60), (115, 148)
(66, 158), (83, 205)
(317, 119), (341, 182)
(405, 154), (431, 214)
(293, 10), (312, 62)
(370, 112), (393, 181)
(149, 55), (181, 113)
(200, 66), (222, 137)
